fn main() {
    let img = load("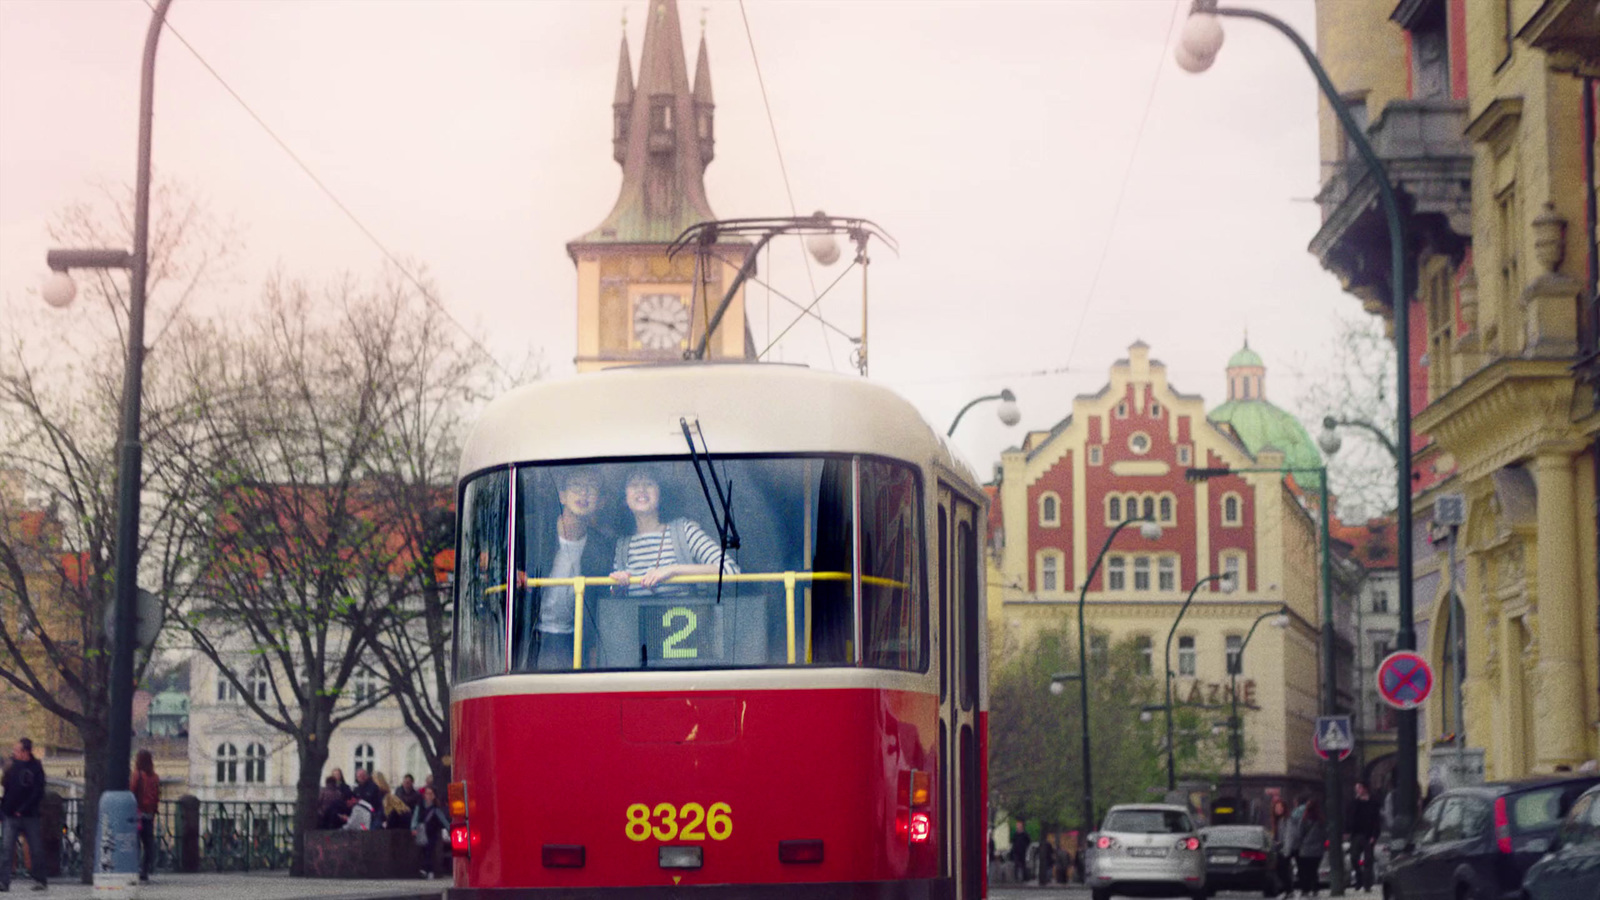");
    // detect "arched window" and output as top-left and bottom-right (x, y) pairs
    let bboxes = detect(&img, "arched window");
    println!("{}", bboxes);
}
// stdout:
(1142, 496), (1156, 521)
(1158, 495), (1174, 524)
(216, 743), (238, 784)
(1040, 553), (1060, 592)
(1039, 493), (1060, 527)
(1150, 402), (1162, 418)
(1221, 552), (1246, 590)
(353, 743), (376, 776)
(1222, 493), (1242, 526)
(244, 743), (267, 784)
(245, 660), (270, 703)
(1108, 495), (1123, 523)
